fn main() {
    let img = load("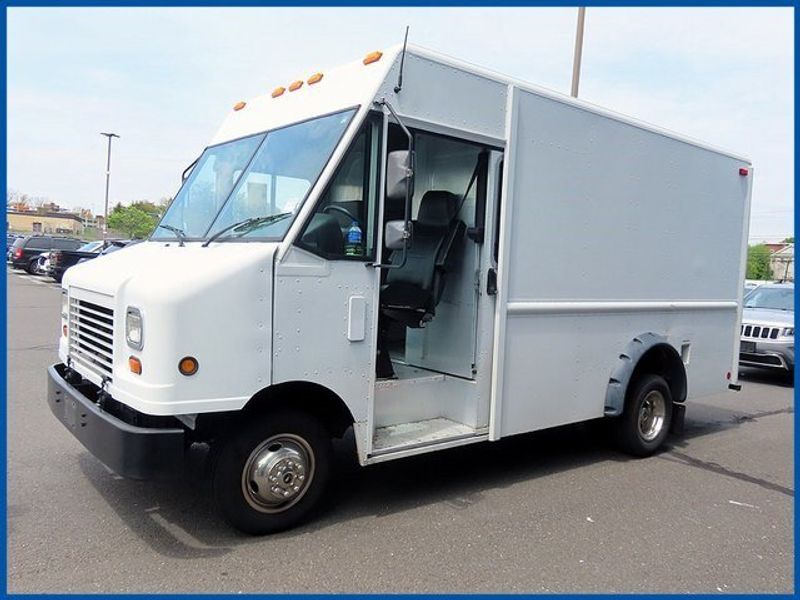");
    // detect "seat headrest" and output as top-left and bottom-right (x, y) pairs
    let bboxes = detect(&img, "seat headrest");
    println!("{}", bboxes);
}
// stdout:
(417, 191), (459, 227)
